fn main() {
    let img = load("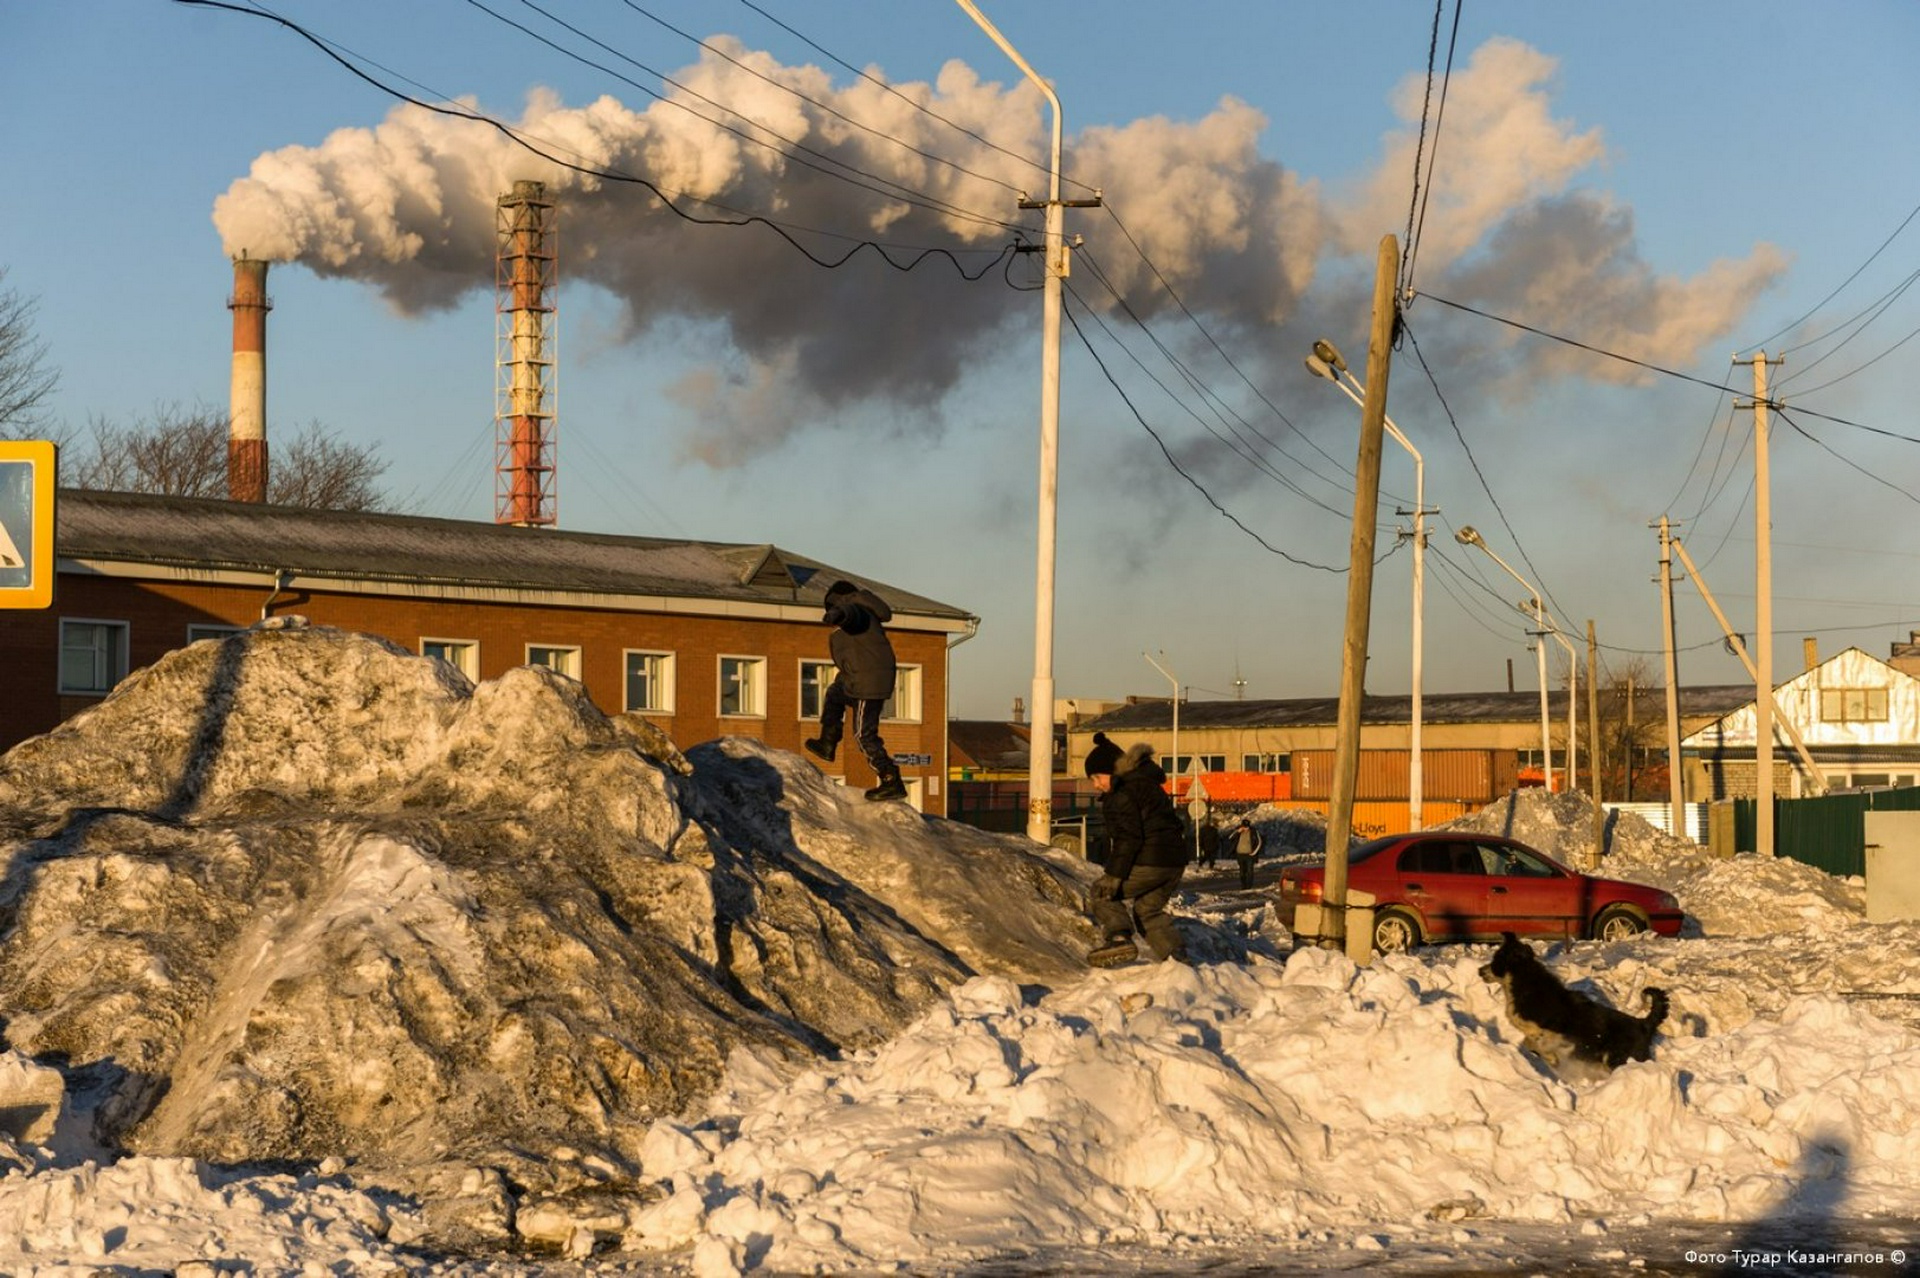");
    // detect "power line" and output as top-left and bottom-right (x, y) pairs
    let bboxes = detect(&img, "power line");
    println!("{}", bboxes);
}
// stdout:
(1415, 289), (1920, 445)
(1776, 407), (1920, 506)
(730, 0), (1100, 199)
(177, 0), (1025, 281)
(613, 0), (1028, 201)
(1058, 290), (1346, 572)
(1060, 278), (1353, 523)
(1399, 319), (1571, 627)
(1400, 0), (1463, 305)
(470, 0), (1022, 234)
(1096, 204), (1353, 477)
(1072, 248), (1357, 510)
(1754, 197), (1920, 354)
